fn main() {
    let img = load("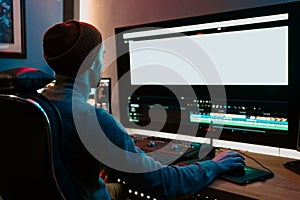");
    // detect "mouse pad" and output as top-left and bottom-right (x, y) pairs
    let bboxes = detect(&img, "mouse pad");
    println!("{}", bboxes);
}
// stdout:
(219, 166), (274, 185)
